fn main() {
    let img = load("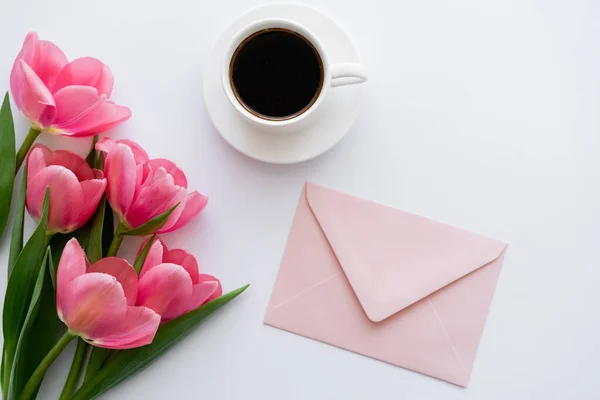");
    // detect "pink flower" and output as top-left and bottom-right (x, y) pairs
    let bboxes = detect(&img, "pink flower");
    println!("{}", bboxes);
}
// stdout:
(10, 32), (131, 137)
(96, 138), (207, 233)
(26, 144), (106, 233)
(136, 238), (222, 321)
(57, 239), (161, 349)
